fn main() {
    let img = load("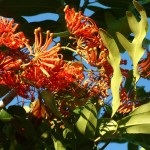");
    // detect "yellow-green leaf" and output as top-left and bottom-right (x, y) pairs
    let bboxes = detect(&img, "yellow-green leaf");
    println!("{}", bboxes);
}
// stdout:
(99, 29), (122, 117)
(116, 0), (148, 83)
(118, 102), (150, 134)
